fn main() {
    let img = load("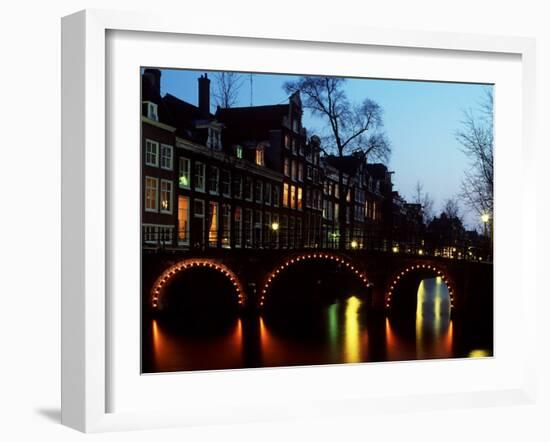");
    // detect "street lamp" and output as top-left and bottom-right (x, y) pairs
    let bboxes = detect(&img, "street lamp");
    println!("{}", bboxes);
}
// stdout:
(351, 240), (358, 249)
(271, 222), (279, 231)
(481, 213), (490, 237)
